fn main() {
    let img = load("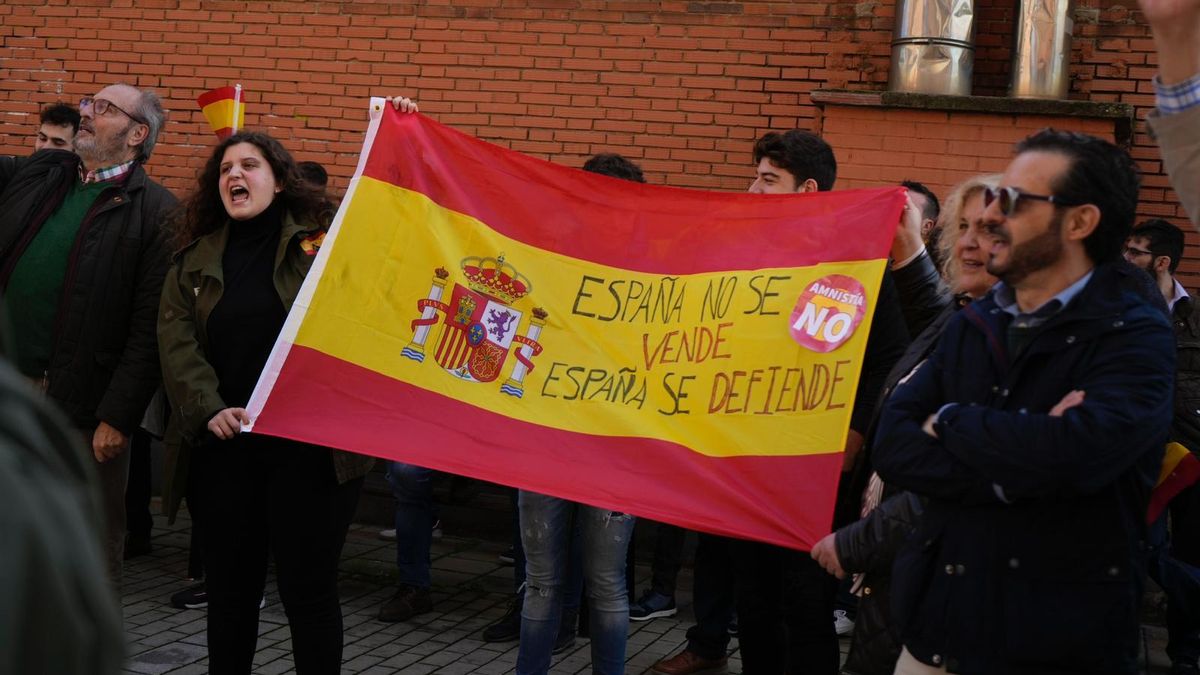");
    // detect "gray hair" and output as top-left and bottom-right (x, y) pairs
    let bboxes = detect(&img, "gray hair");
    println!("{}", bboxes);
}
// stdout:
(131, 88), (166, 161)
